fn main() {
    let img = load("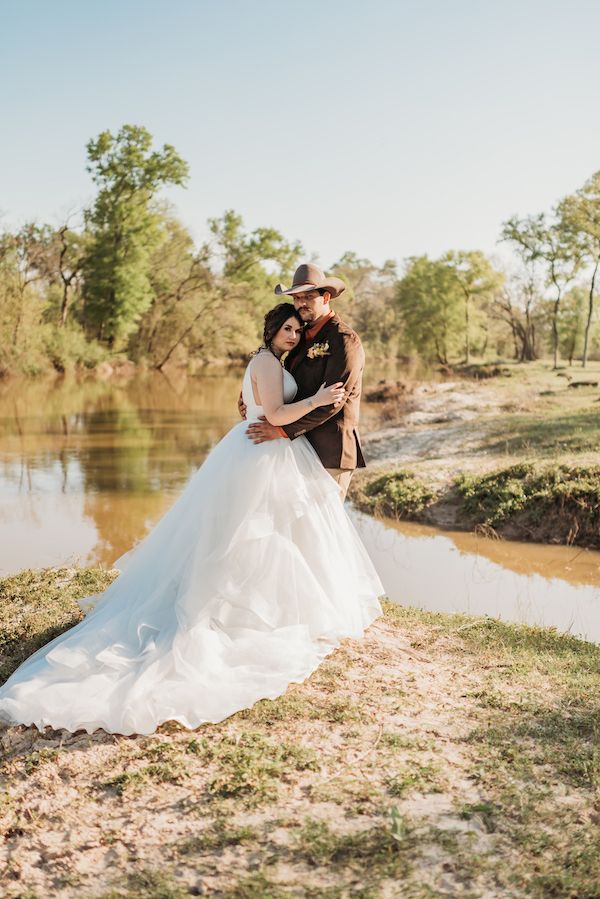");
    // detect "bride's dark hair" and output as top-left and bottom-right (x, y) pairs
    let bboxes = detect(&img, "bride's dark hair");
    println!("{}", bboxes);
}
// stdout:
(250, 302), (303, 357)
